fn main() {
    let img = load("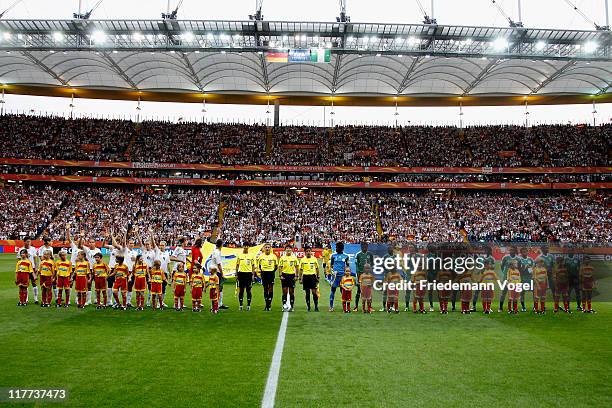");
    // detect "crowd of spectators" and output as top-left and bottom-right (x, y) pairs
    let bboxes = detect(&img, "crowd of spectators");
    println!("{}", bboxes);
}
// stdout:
(0, 185), (66, 240)
(0, 115), (133, 161)
(0, 114), (608, 167)
(378, 191), (611, 244)
(220, 190), (378, 247)
(135, 189), (220, 244)
(43, 187), (143, 242)
(0, 184), (608, 244)
(131, 121), (267, 165)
